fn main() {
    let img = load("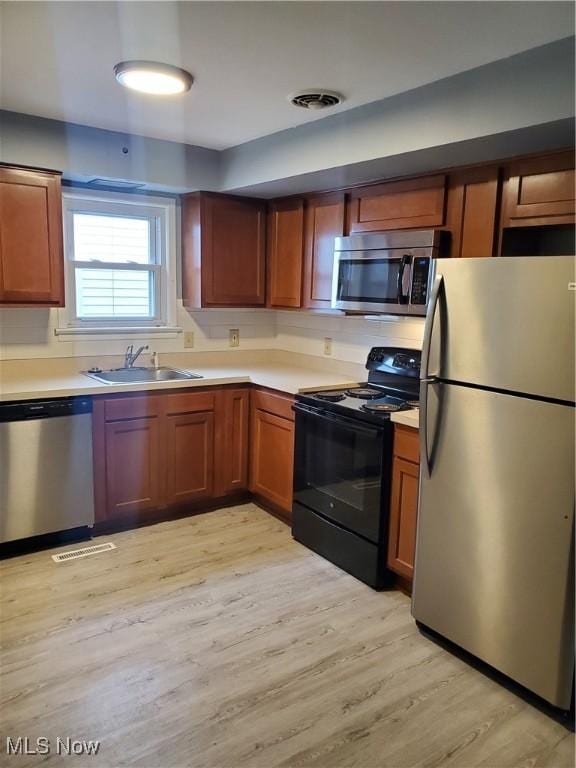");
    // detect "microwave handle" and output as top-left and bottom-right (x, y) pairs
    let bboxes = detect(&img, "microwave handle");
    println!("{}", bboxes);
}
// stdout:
(397, 255), (412, 305)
